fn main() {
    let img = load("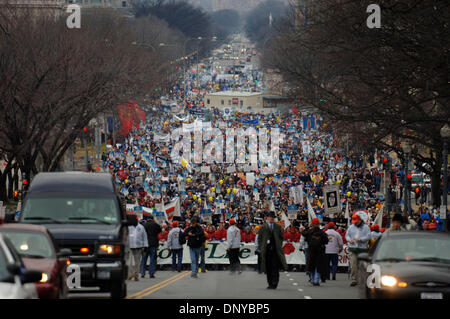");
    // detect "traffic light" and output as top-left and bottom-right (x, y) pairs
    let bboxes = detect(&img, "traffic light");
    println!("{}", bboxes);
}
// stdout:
(406, 173), (412, 189)
(13, 190), (19, 201)
(415, 187), (420, 194)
